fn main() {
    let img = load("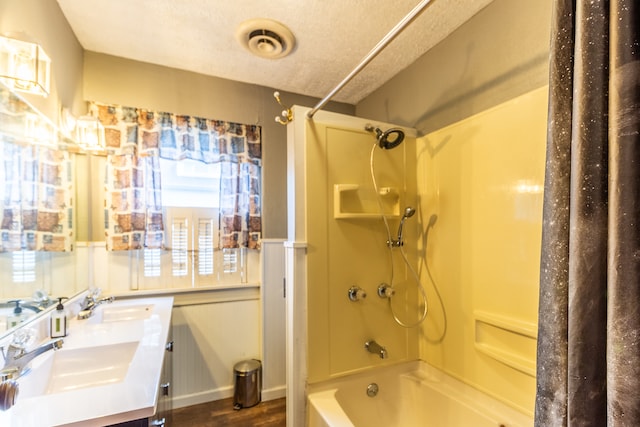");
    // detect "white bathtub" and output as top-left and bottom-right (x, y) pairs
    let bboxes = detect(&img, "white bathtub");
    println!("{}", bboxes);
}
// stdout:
(307, 361), (533, 427)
